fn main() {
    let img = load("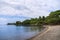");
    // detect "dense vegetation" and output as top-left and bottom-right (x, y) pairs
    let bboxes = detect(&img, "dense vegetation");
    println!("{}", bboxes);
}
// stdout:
(7, 10), (60, 26)
(45, 10), (60, 25)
